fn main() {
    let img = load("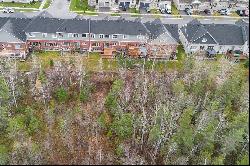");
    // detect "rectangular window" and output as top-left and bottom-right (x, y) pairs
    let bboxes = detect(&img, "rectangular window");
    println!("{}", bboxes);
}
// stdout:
(68, 33), (73, 37)
(92, 42), (100, 47)
(99, 34), (104, 38)
(58, 33), (63, 37)
(82, 34), (87, 38)
(15, 44), (20, 49)
(42, 33), (47, 38)
(52, 34), (57, 38)
(63, 42), (70, 46)
(73, 34), (79, 38)
(113, 43), (117, 46)
(105, 34), (109, 38)
(91, 34), (95, 38)
(112, 35), (118, 39)
(137, 35), (144, 40)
